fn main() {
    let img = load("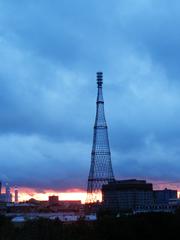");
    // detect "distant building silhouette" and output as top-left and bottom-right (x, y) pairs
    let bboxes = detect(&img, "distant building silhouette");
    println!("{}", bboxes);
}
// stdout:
(5, 183), (12, 203)
(0, 194), (7, 202)
(48, 195), (59, 205)
(0, 182), (12, 203)
(154, 188), (177, 204)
